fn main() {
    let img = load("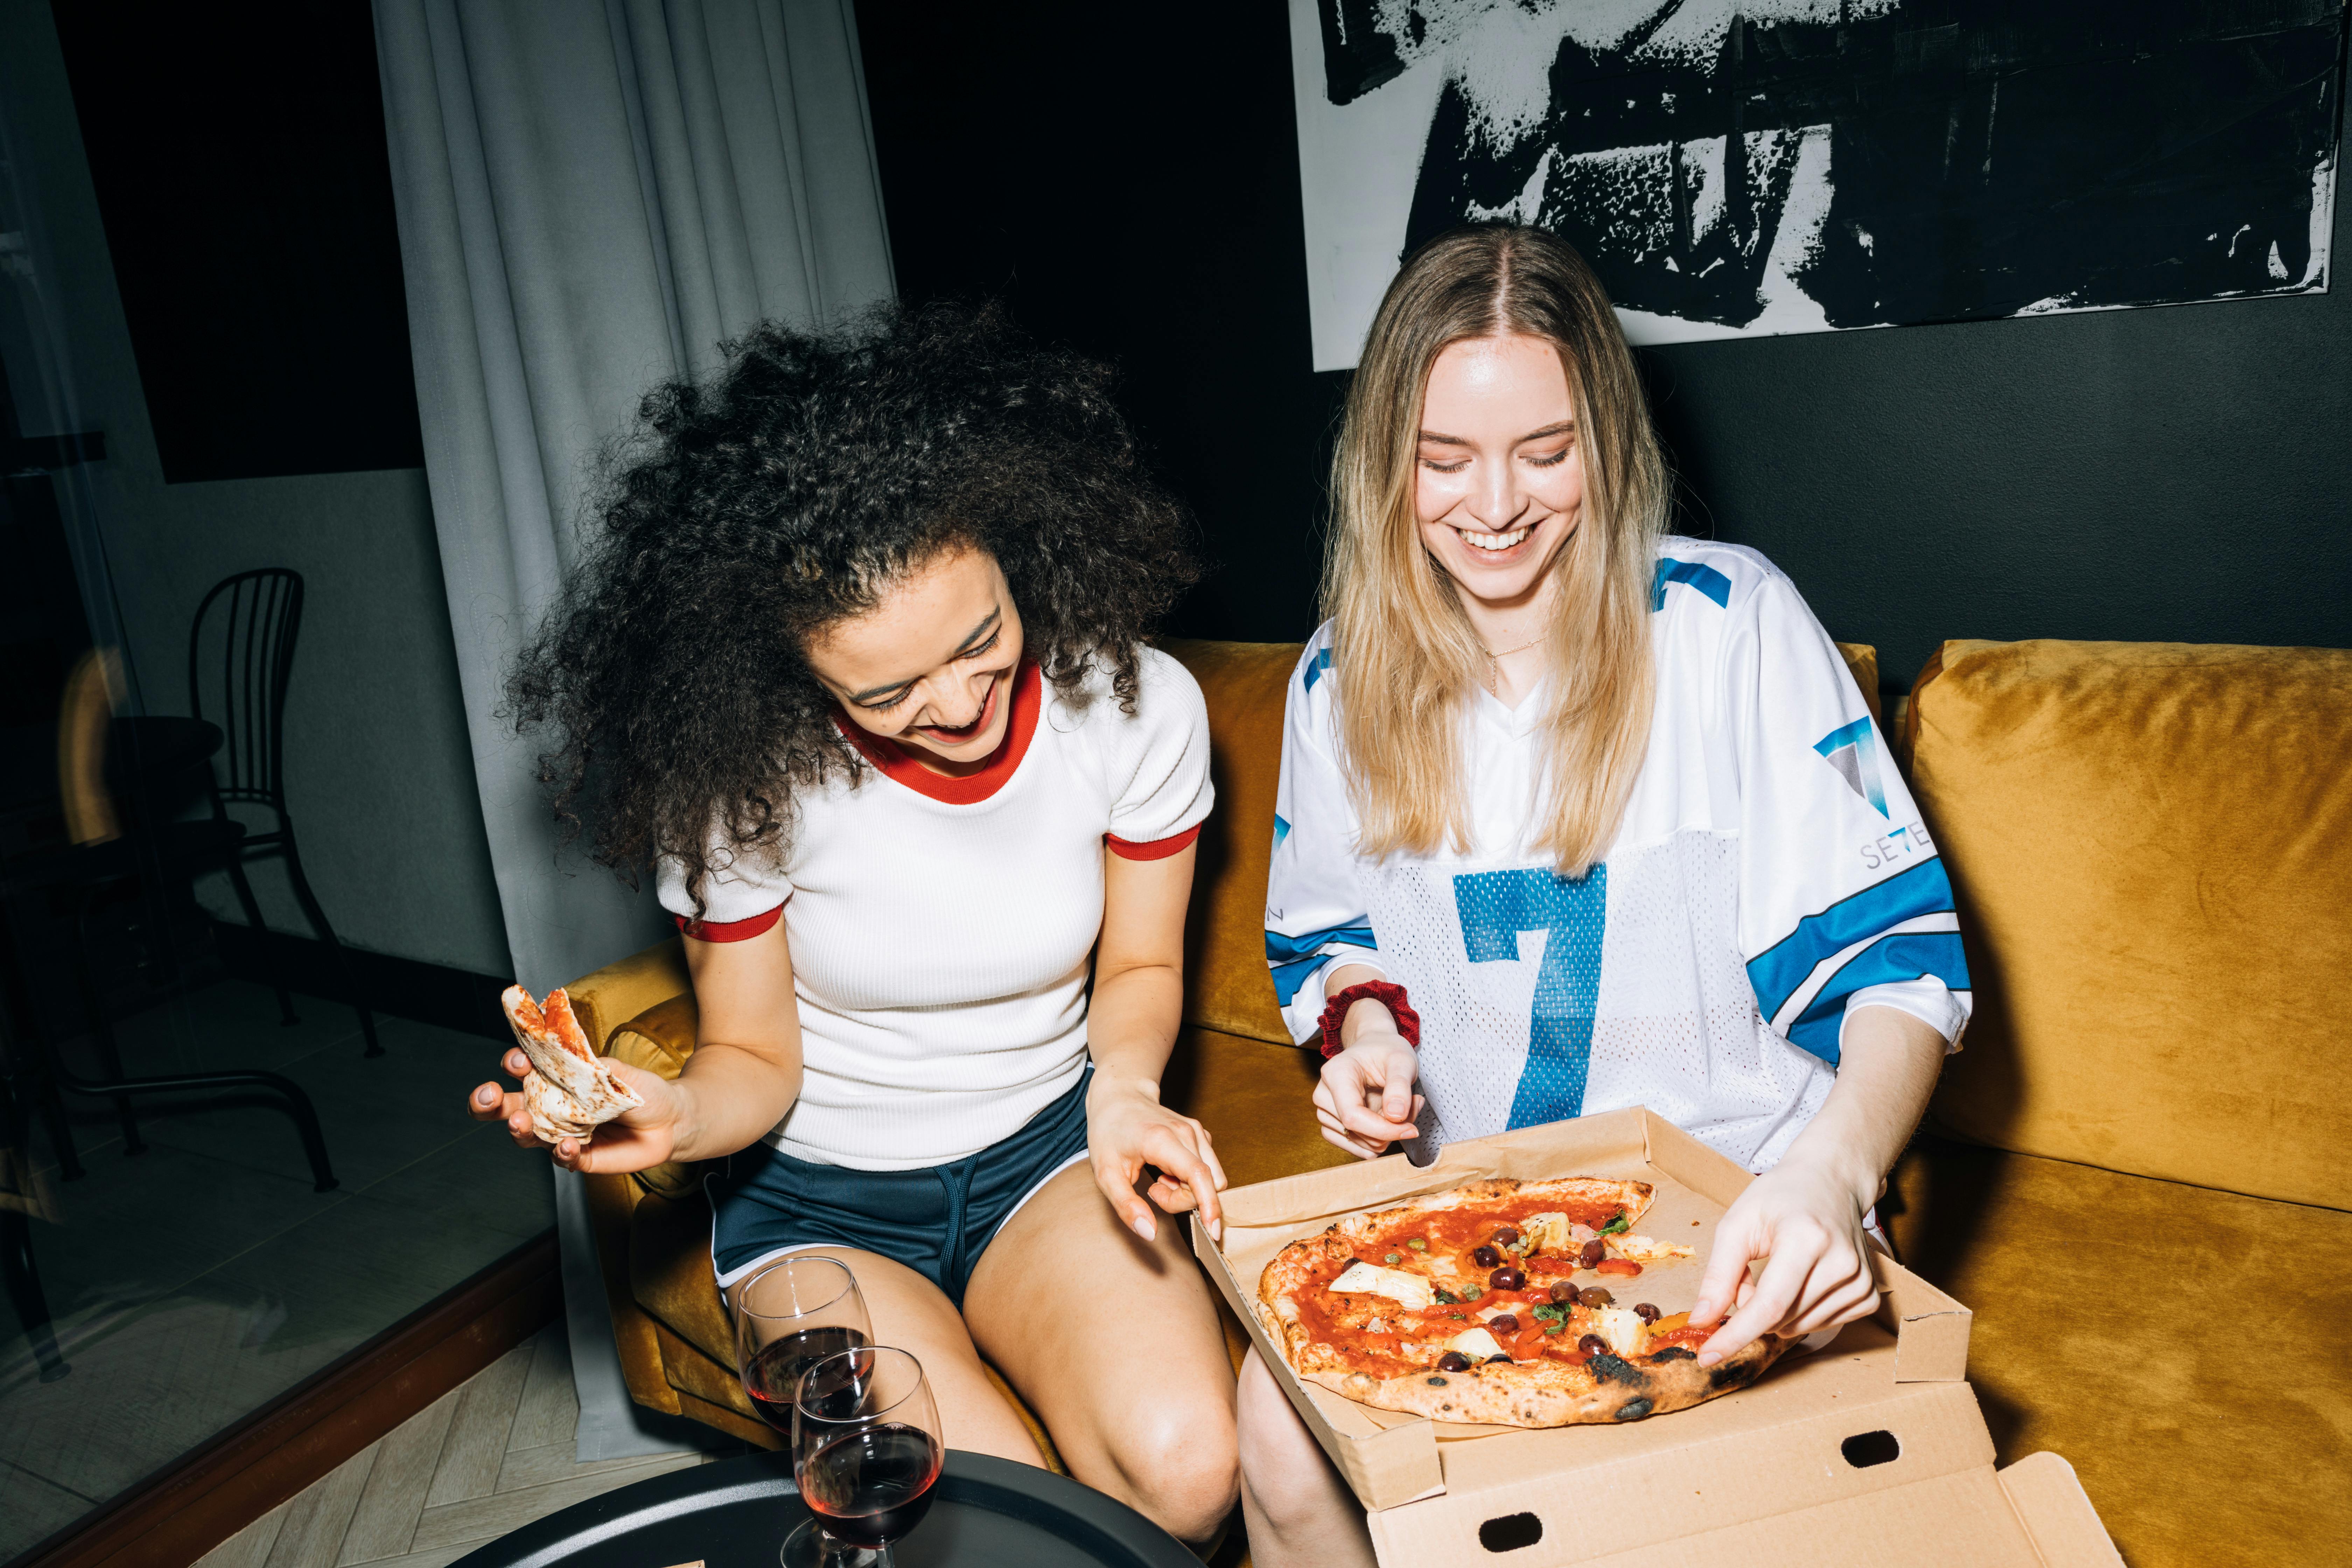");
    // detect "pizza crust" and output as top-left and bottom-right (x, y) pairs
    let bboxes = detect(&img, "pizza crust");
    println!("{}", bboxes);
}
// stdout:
(1300, 1331), (1788, 1427)
(1257, 1176), (1793, 1429)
